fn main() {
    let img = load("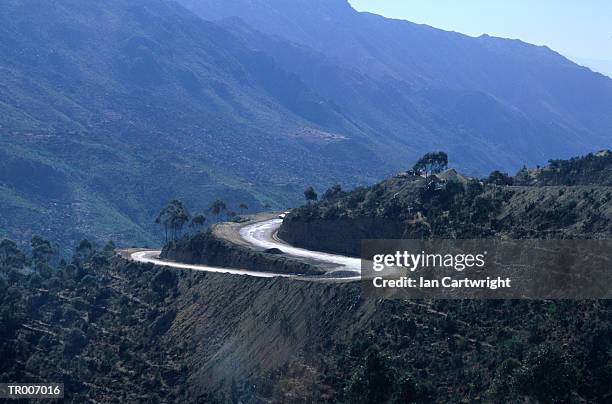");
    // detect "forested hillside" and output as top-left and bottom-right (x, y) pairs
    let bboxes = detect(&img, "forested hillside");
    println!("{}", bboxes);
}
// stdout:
(279, 151), (612, 256)
(1, 239), (610, 402)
